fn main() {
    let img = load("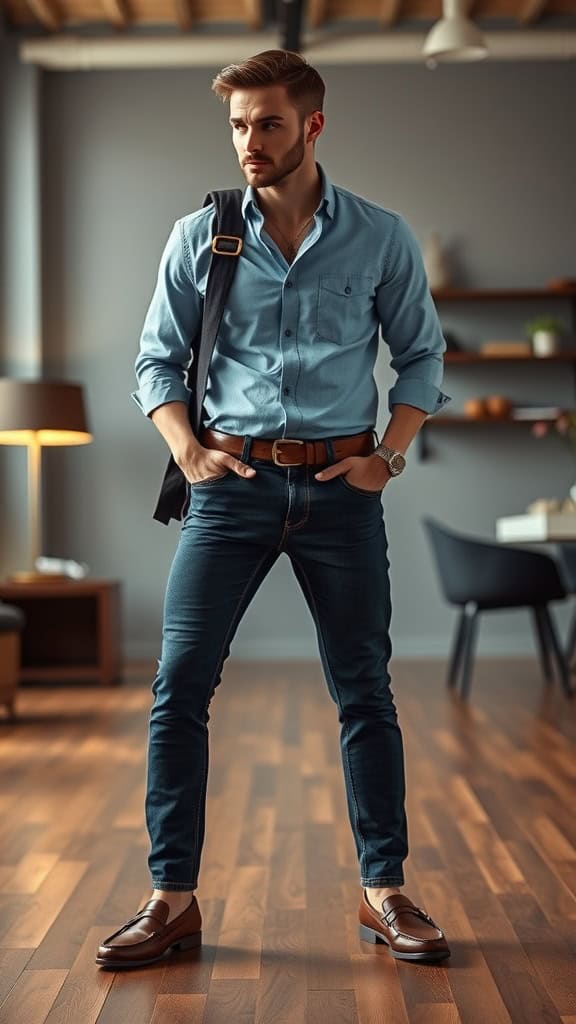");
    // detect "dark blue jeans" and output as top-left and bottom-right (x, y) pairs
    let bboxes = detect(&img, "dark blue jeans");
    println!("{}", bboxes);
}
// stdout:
(145, 435), (408, 890)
